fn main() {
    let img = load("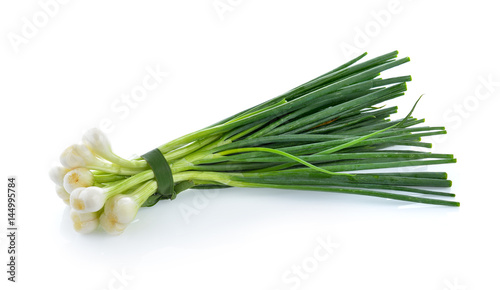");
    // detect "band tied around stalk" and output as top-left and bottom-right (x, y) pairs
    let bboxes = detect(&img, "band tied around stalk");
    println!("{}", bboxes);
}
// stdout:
(141, 148), (176, 200)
